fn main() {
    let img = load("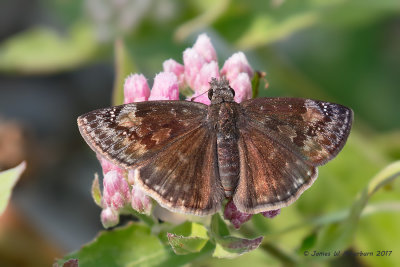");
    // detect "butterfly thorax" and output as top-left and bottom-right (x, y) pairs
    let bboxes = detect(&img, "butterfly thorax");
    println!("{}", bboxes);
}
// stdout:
(208, 77), (235, 105)
(208, 78), (240, 197)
